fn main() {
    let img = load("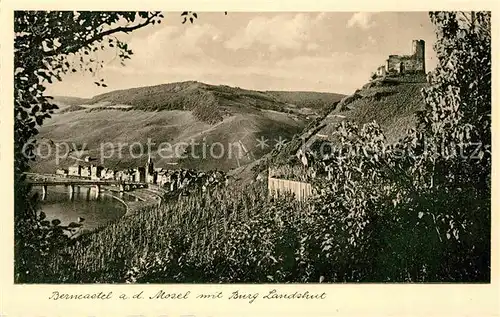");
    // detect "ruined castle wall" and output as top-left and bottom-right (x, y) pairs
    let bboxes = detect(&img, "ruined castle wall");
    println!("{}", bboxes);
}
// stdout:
(405, 59), (424, 73)
(387, 55), (424, 74)
(375, 40), (426, 78)
(386, 55), (402, 73)
(376, 66), (386, 76)
(401, 56), (424, 73)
